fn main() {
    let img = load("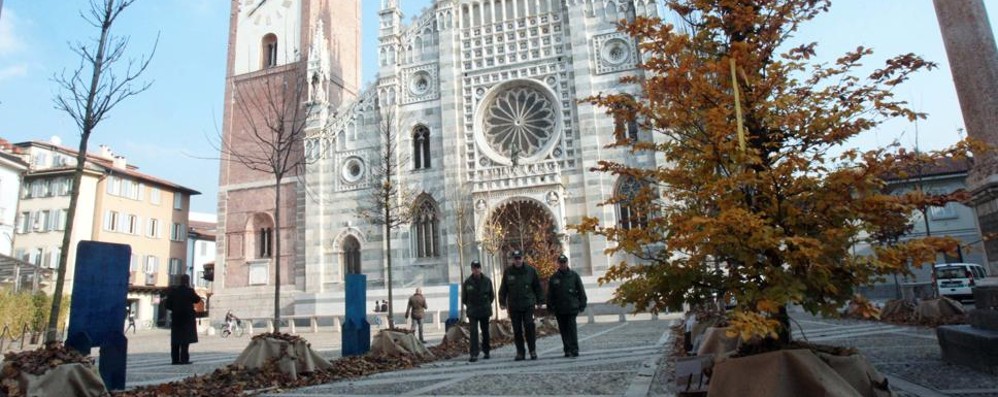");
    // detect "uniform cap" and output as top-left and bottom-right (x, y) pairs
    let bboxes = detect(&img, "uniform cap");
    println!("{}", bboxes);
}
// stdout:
(557, 254), (568, 263)
(512, 250), (523, 258)
(471, 260), (482, 268)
